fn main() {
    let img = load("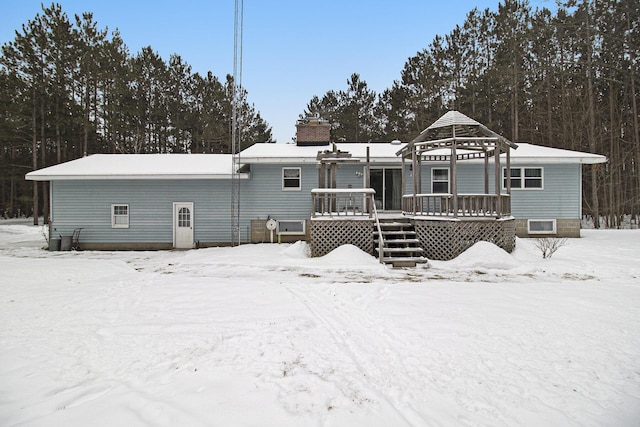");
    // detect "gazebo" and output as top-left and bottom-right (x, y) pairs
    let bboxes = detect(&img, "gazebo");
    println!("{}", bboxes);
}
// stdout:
(395, 111), (519, 260)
